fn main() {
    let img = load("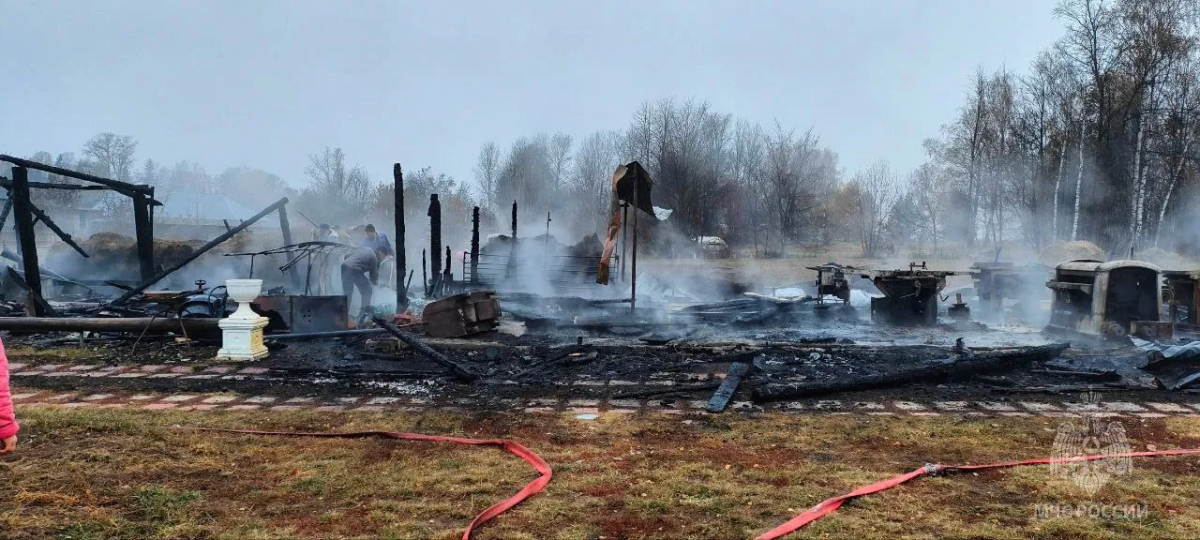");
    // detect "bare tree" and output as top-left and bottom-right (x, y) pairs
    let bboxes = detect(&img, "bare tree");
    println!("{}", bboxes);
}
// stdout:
(82, 132), (137, 182)
(473, 141), (501, 210)
(570, 131), (620, 235)
(850, 162), (900, 257)
(302, 147), (374, 224)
